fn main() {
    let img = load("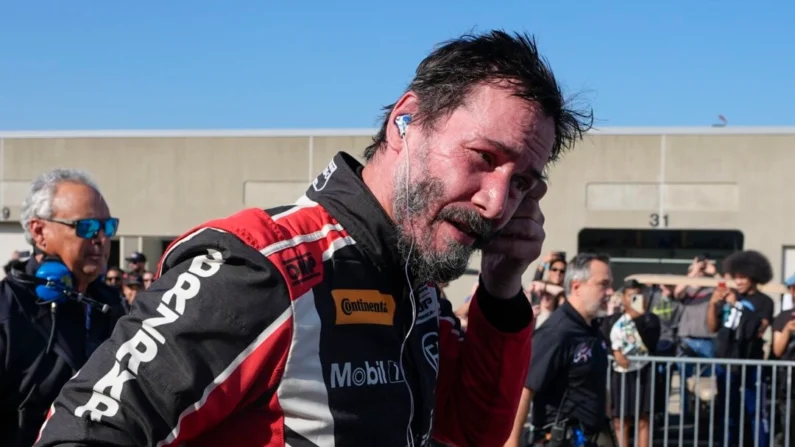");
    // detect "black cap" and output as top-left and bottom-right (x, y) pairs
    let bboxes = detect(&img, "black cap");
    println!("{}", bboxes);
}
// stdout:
(124, 274), (143, 287)
(125, 251), (147, 263)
